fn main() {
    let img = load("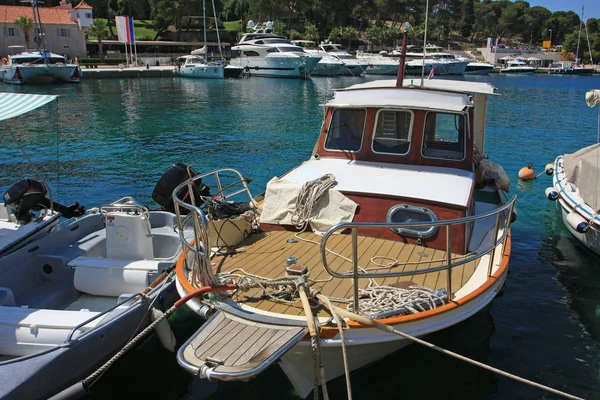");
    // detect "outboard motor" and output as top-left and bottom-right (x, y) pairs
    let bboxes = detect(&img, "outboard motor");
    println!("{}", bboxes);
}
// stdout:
(3, 179), (85, 223)
(152, 163), (210, 213)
